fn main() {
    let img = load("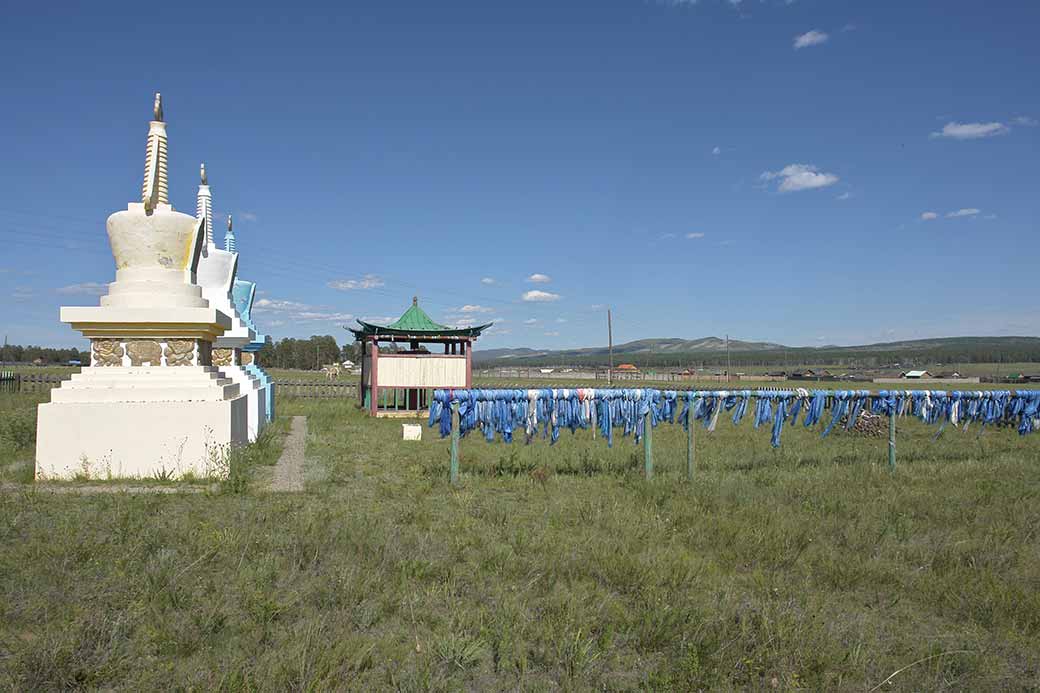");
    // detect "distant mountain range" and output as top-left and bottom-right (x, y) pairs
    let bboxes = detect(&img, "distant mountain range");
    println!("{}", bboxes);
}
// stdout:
(473, 336), (1040, 366)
